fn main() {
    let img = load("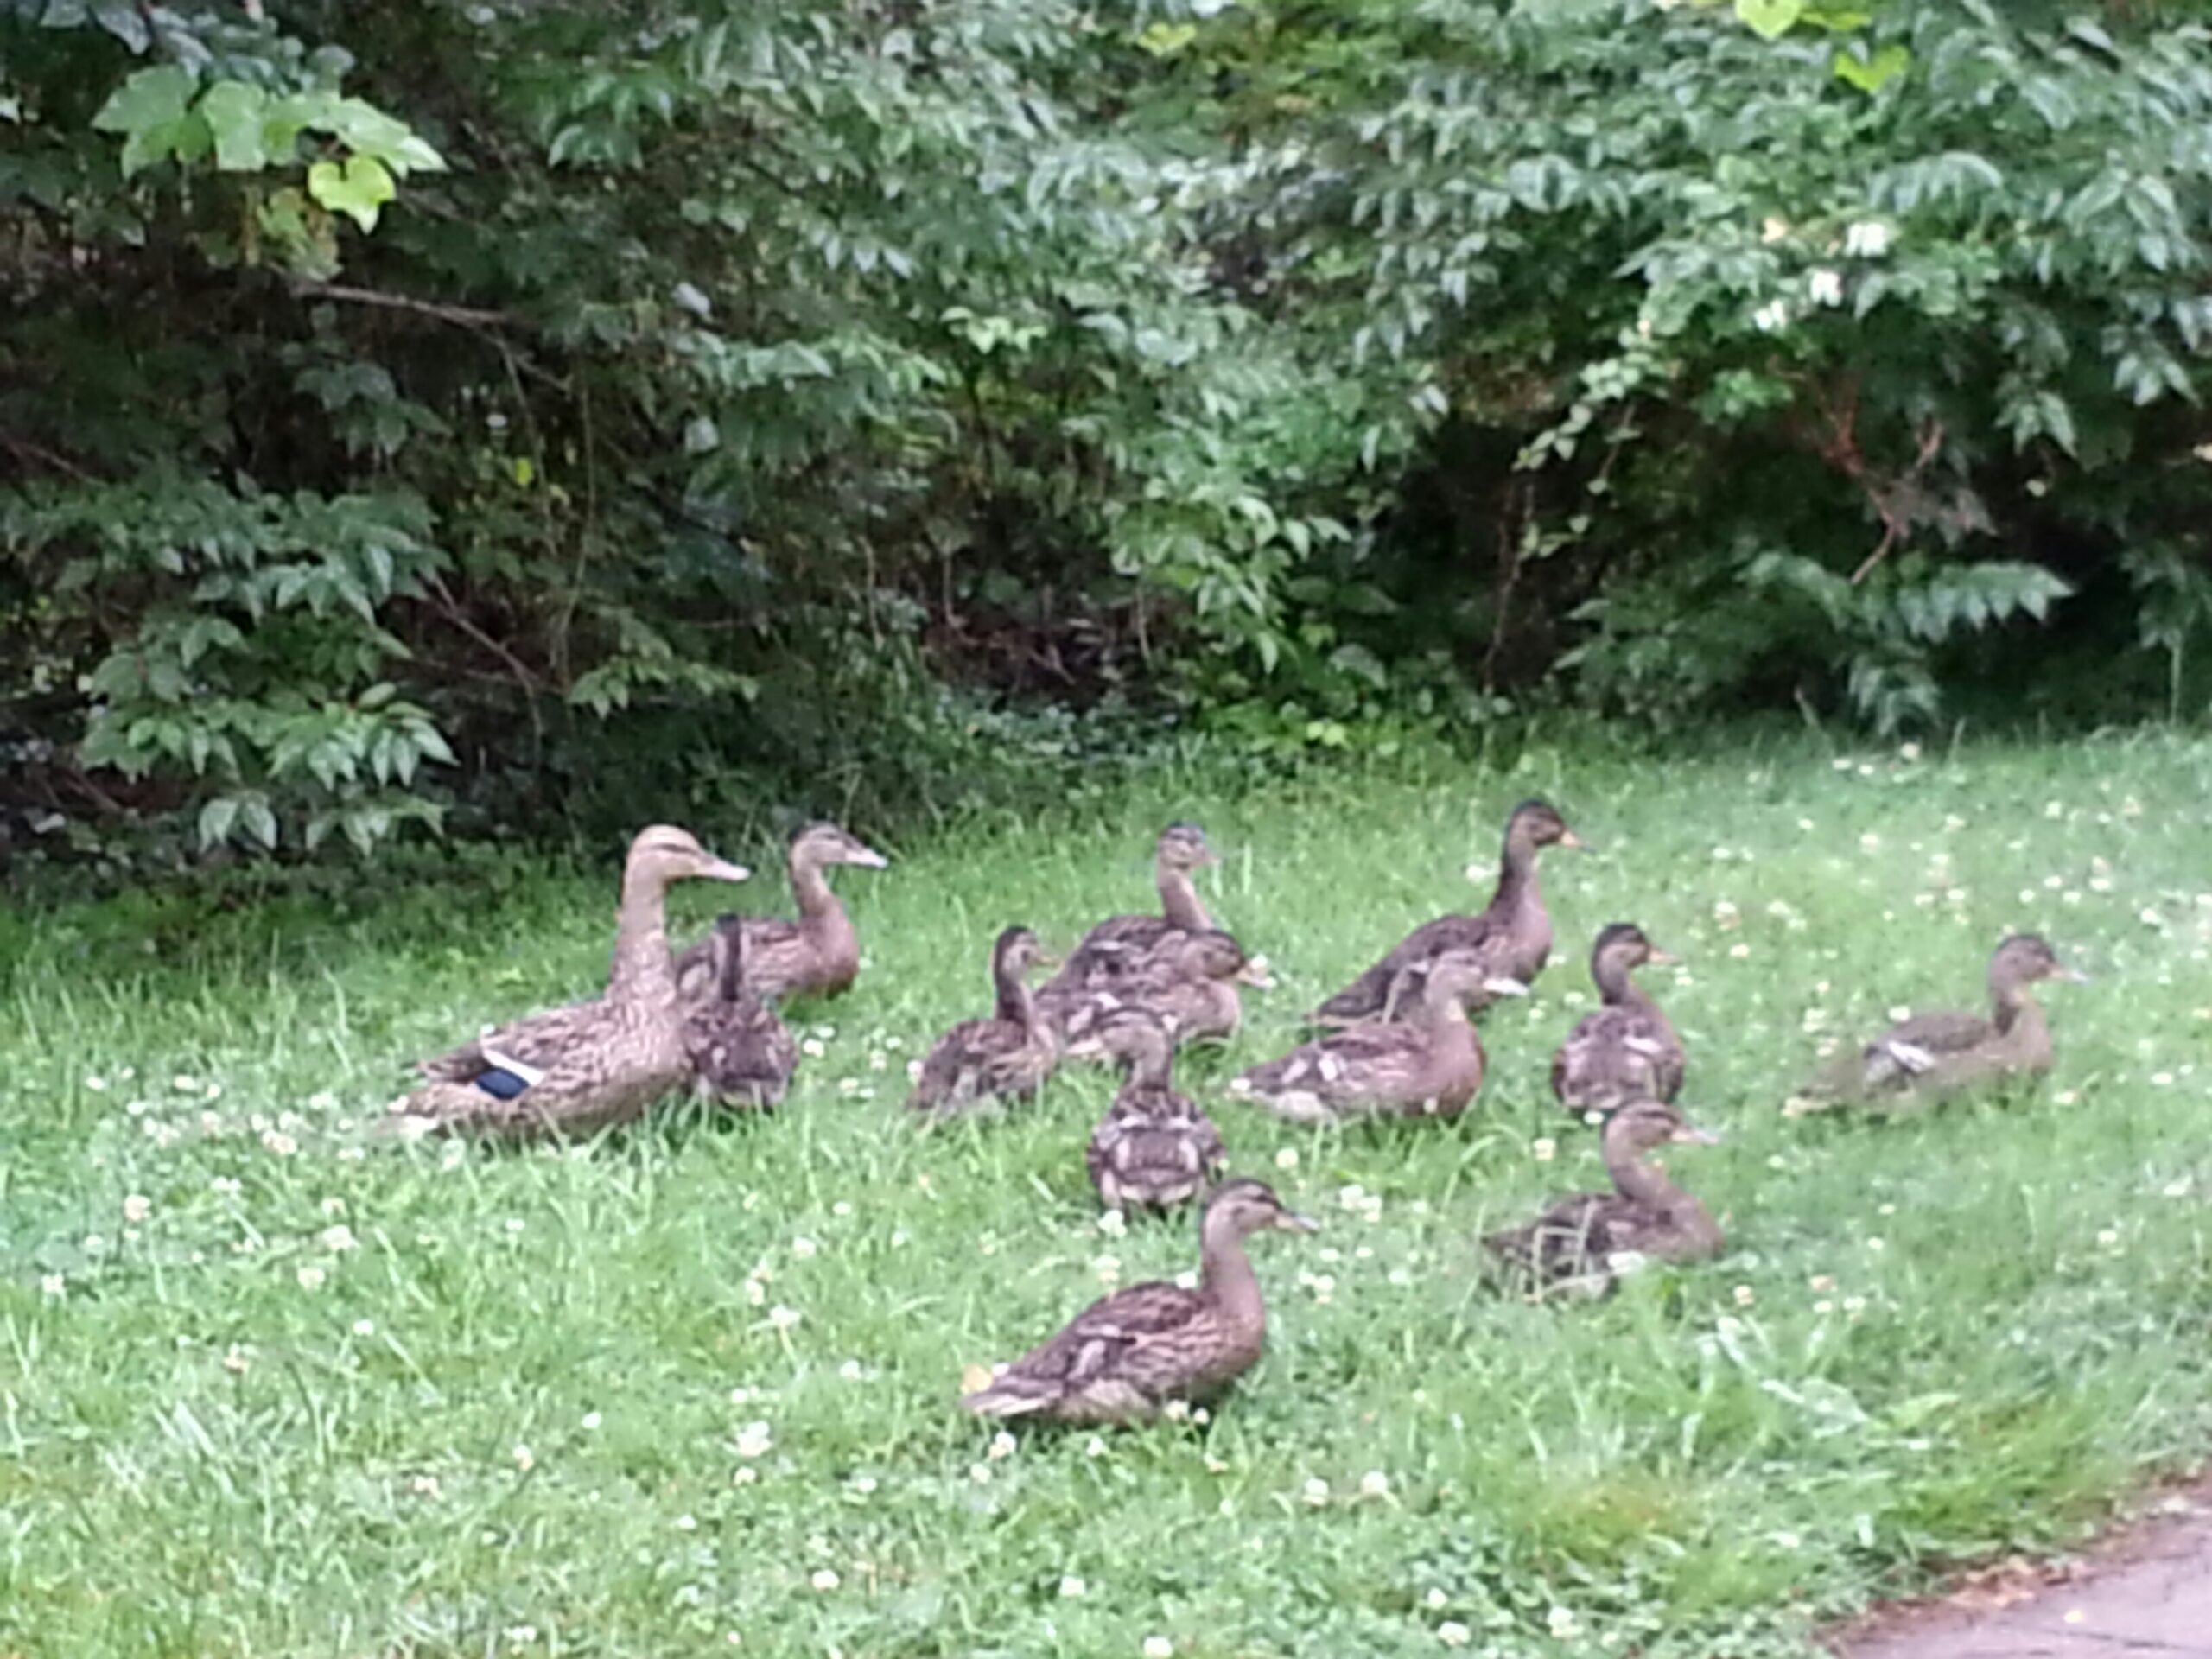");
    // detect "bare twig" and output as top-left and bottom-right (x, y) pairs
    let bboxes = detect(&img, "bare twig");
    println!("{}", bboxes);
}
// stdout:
(0, 431), (98, 481)
(289, 282), (518, 331)
(1849, 418), (1947, 585)
(425, 572), (548, 753)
